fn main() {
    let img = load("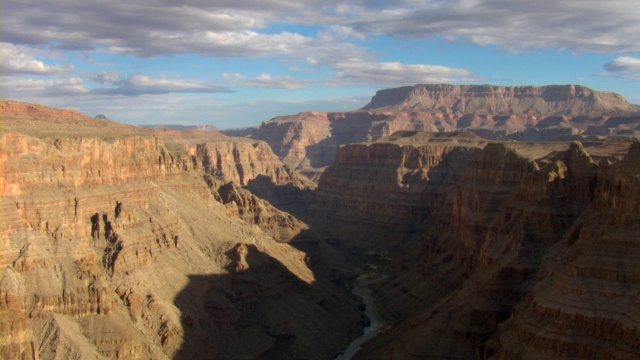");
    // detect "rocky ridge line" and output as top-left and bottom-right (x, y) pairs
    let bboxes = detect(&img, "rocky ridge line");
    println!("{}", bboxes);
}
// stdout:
(224, 84), (639, 182)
